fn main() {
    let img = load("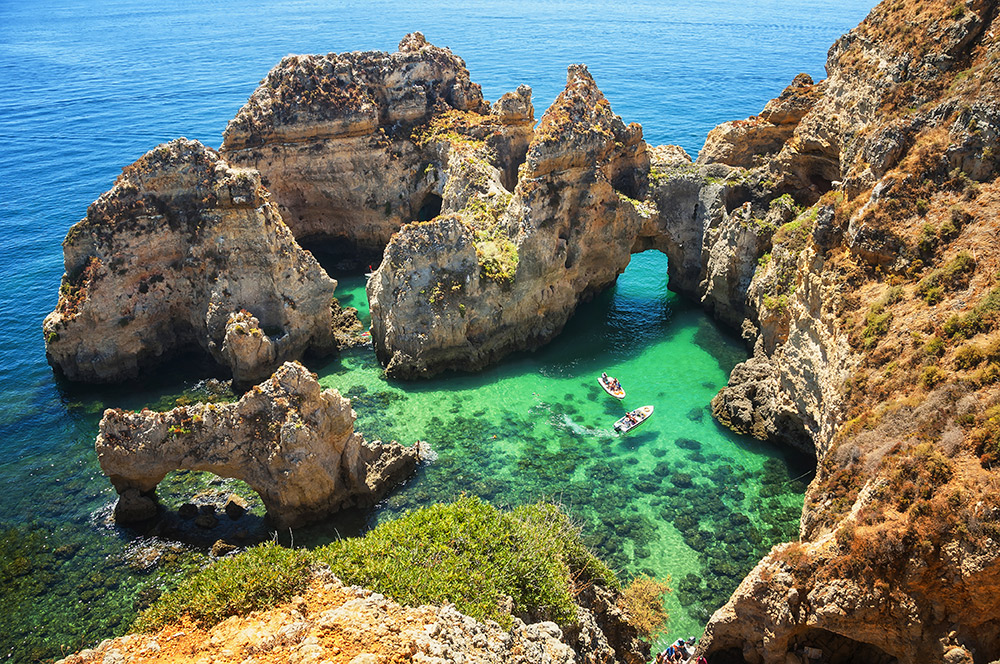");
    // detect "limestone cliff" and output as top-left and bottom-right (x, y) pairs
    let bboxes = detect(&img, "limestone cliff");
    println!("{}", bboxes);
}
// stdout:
(96, 361), (419, 528)
(221, 32), (533, 263)
(57, 568), (647, 664)
(688, 0), (1000, 661)
(369, 64), (649, 378)
(43, 139), (338, 385)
